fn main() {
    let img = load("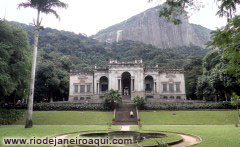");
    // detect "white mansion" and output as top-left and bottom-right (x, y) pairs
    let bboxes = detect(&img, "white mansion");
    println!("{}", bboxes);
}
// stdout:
(69, 59), (186, 103)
